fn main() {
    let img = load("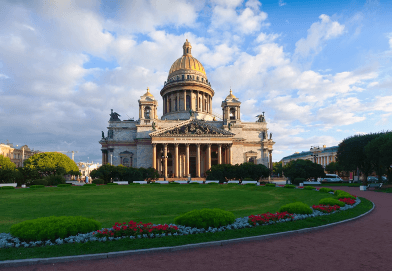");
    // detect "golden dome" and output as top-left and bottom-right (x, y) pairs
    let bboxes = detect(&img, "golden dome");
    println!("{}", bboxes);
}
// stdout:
(226, 89), (237, 100)
(142, 87), (154, 97)
(168, 40), (206, 78)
